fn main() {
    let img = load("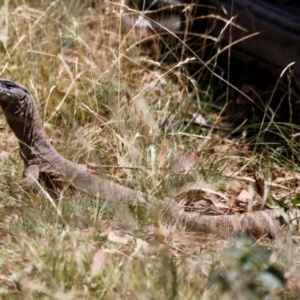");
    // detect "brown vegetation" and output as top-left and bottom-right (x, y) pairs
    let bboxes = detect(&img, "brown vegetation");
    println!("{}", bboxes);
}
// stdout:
(0, 0), (299, 298)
